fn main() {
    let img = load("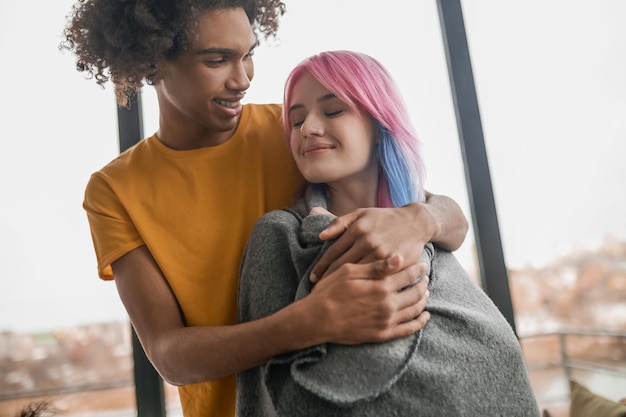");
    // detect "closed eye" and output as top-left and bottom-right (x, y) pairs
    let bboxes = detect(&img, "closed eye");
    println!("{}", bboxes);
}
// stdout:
(325, 110), (343, 117)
